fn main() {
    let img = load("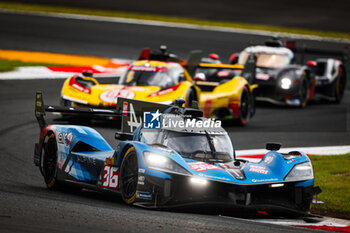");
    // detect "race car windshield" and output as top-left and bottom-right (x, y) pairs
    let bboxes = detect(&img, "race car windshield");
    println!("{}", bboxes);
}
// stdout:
(162, 131), (234, 162)
(195, 68), (238, 82)
(239, 51), (290, 68)
(119, 66), (183, 89)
